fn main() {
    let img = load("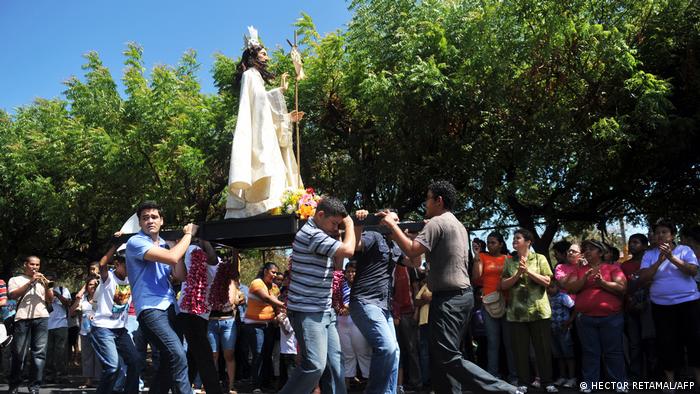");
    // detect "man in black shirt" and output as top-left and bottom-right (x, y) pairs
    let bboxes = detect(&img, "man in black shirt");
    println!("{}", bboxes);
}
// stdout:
(349, 210), (421, 394)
